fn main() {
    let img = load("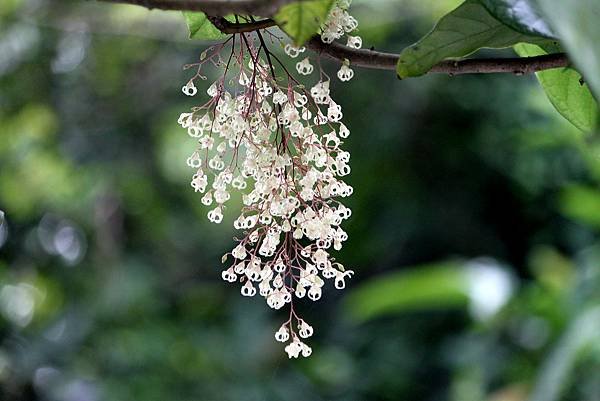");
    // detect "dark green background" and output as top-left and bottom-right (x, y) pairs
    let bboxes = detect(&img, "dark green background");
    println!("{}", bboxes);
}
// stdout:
(1, 0), (600, 400)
